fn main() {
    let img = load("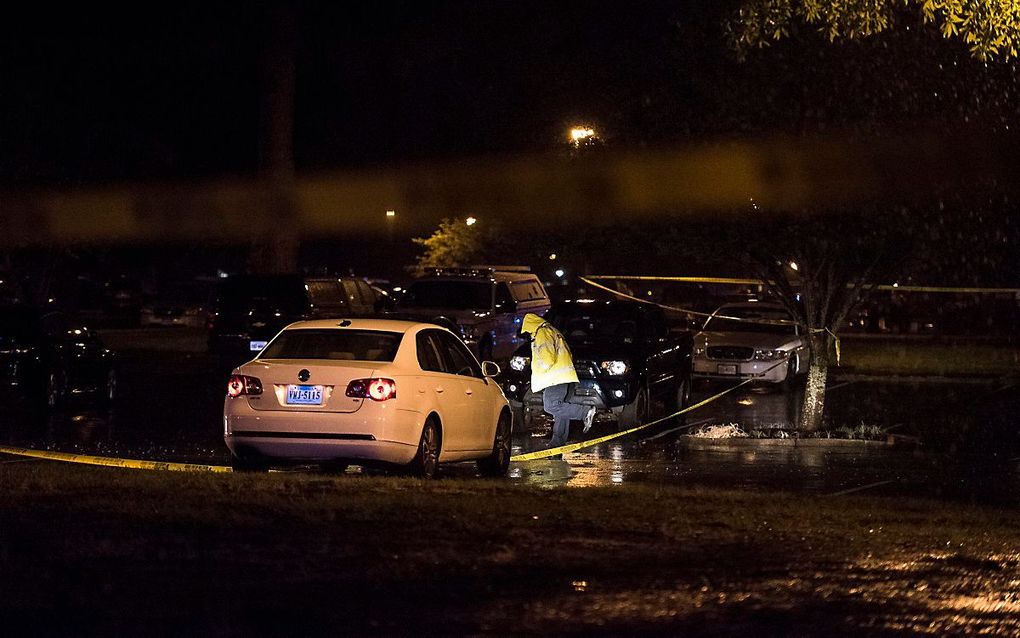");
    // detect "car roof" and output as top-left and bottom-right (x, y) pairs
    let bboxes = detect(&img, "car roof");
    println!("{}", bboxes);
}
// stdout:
(281, 318), (440, 333)
(414, 267), (540, 284)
